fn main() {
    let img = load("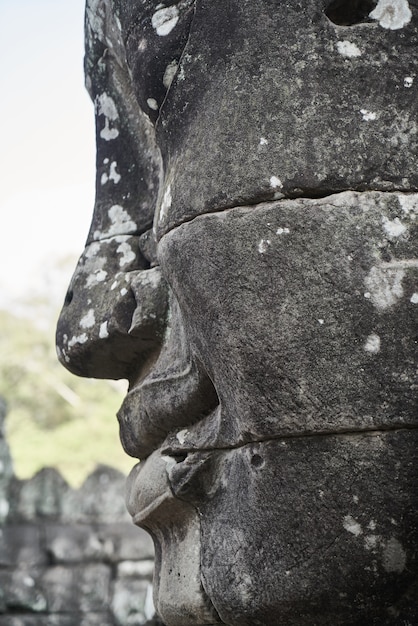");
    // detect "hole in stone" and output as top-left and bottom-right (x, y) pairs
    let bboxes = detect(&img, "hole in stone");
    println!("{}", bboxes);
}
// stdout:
(64, 289), (73, 306)
(325, 0), (377, 25)
(251, 454), (264, 468)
